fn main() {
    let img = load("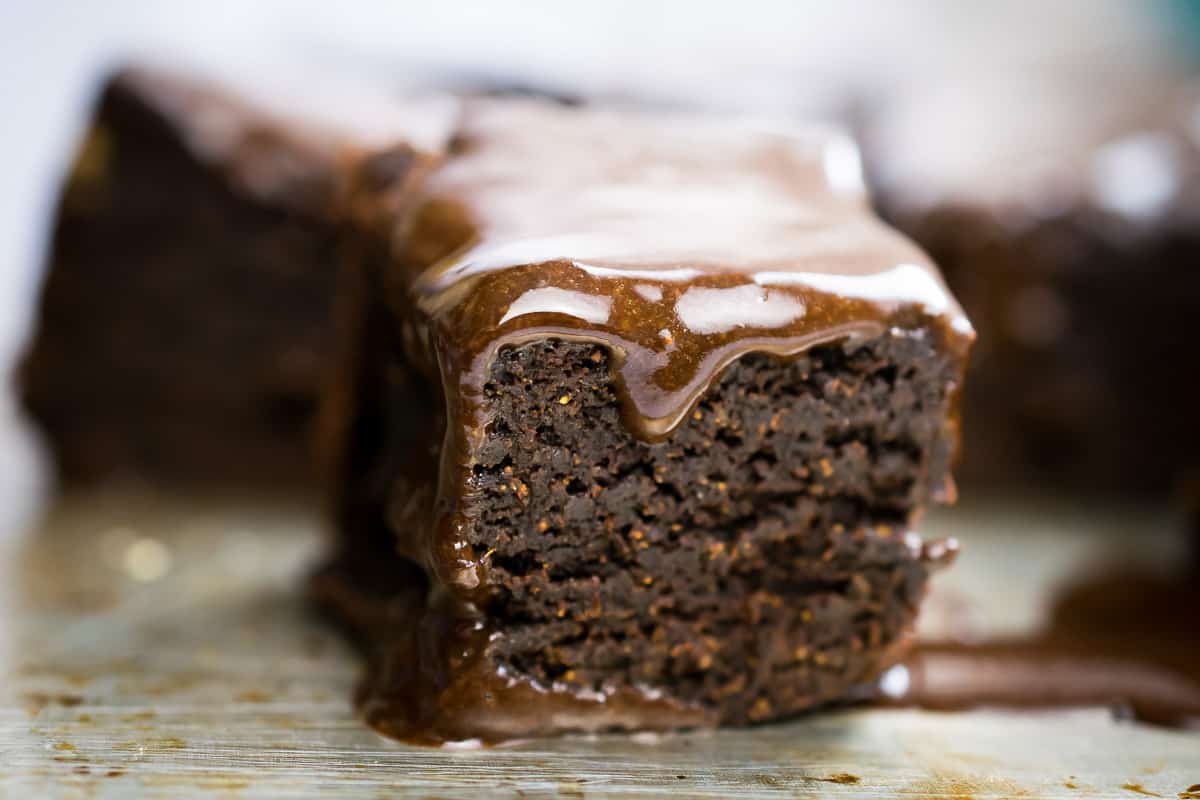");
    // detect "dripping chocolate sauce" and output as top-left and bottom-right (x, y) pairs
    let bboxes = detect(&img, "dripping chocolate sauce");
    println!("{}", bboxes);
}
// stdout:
(875, 552), (1200, 729)
(318, 523), (1200, 745)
